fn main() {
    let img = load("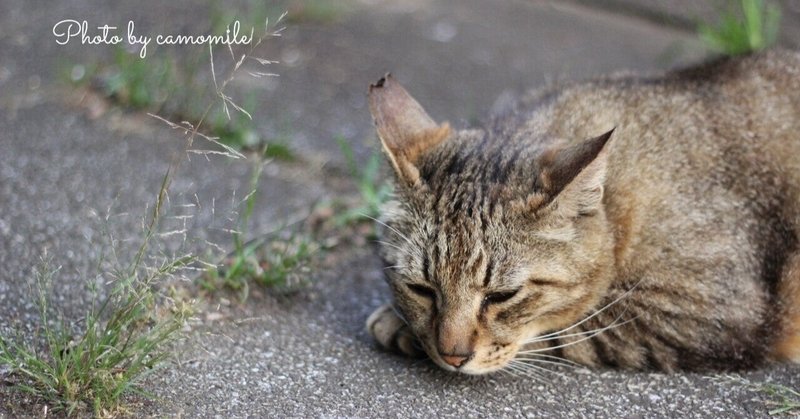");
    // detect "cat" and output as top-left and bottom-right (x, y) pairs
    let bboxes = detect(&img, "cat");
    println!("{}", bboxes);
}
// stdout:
(364, 49), (800, 374)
